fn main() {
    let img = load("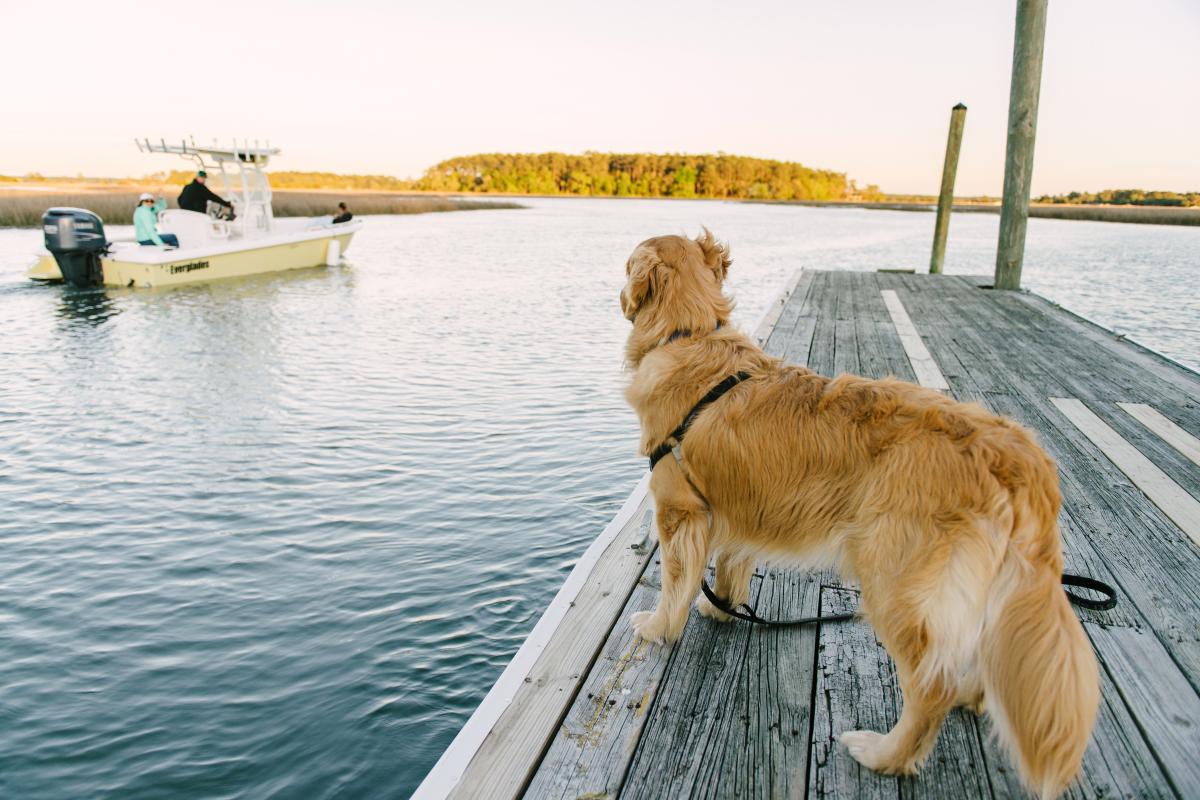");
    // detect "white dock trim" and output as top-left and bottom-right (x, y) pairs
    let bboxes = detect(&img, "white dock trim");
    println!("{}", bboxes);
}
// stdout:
(880, 289), (950, 391)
